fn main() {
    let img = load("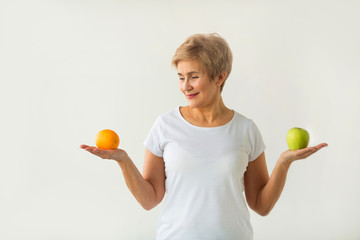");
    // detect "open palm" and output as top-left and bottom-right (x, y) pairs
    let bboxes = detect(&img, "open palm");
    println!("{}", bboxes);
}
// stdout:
(80, 144), (129, 162)
(280, 143), (328, 164)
